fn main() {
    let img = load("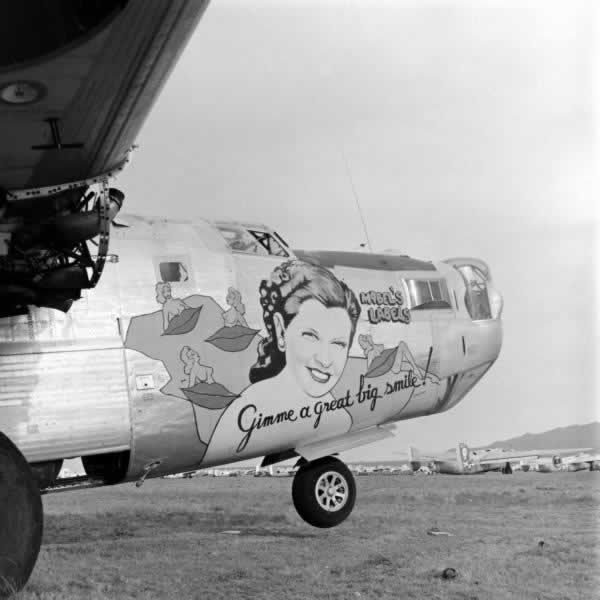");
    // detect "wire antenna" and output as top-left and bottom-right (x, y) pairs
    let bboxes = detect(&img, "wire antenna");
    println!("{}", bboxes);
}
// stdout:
(341, 147), (373, 253)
